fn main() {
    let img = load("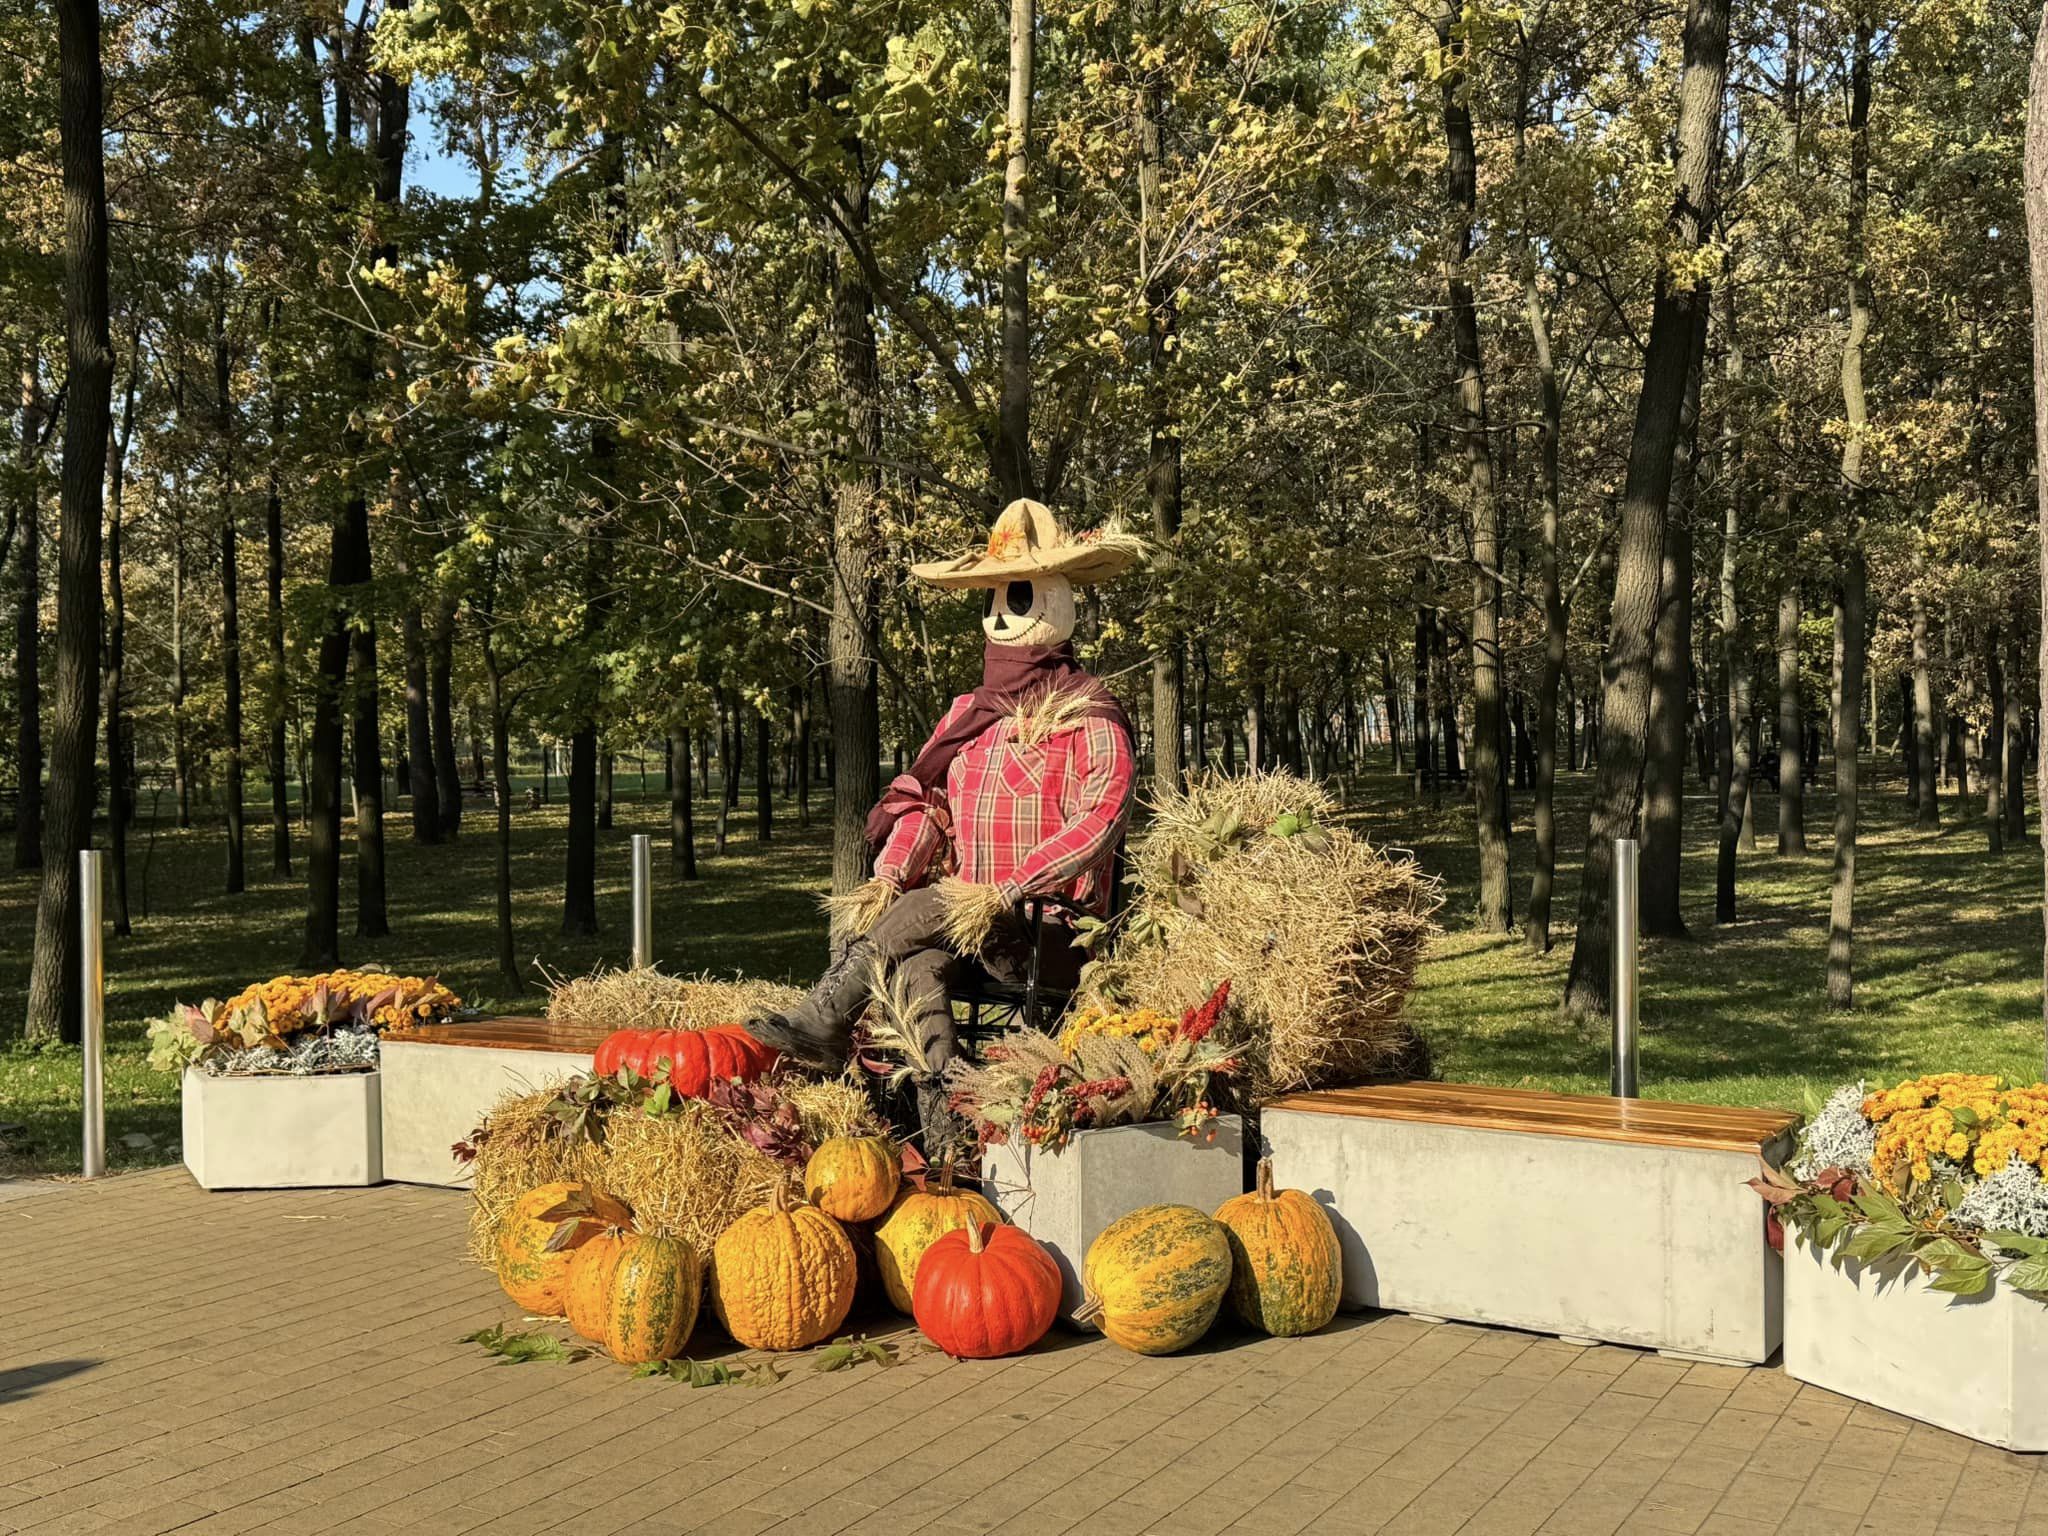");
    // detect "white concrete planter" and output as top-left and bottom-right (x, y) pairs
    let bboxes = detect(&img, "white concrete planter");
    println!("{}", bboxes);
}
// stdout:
(181, 1066), (382, 1190)
(378, 1038), (592, 1187)
(981, 1115), (1245, 1317)
(1784, 1239), (2048, 1449)
(1264, 1091), (1793, 1364)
